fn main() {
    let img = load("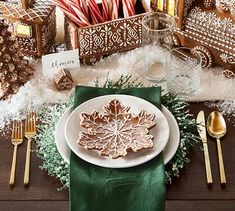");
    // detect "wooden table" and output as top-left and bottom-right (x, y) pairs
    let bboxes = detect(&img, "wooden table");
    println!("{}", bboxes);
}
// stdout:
(1, 103), (235, 211)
